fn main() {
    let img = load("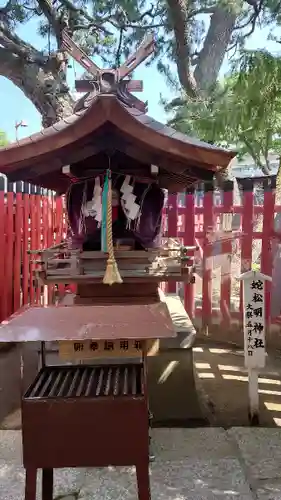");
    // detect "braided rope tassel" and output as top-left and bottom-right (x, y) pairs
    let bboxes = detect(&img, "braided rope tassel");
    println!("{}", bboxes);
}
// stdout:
(103, 169), (123, 285)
